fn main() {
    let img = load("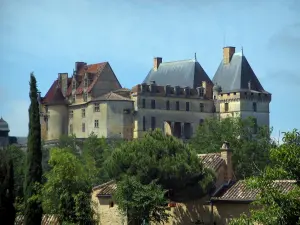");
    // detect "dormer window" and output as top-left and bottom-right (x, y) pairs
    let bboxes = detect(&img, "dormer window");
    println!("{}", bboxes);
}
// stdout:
(83, 93), (88, 102)
(72, 80), (76, 89)
(72, 95), (76, 103)
(84, 78), (88, 88)
(199, 87), (204, 97)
